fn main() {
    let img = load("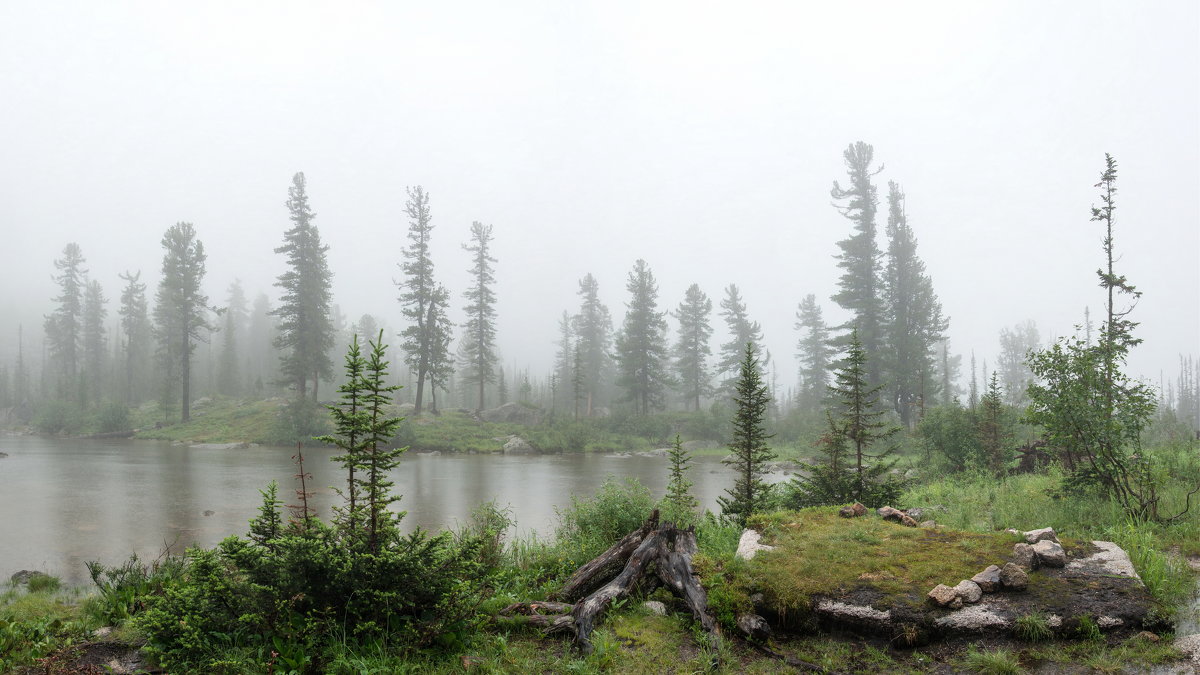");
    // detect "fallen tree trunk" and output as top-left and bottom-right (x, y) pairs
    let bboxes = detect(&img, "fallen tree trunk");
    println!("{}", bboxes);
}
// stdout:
(554, 509), (659, 601)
